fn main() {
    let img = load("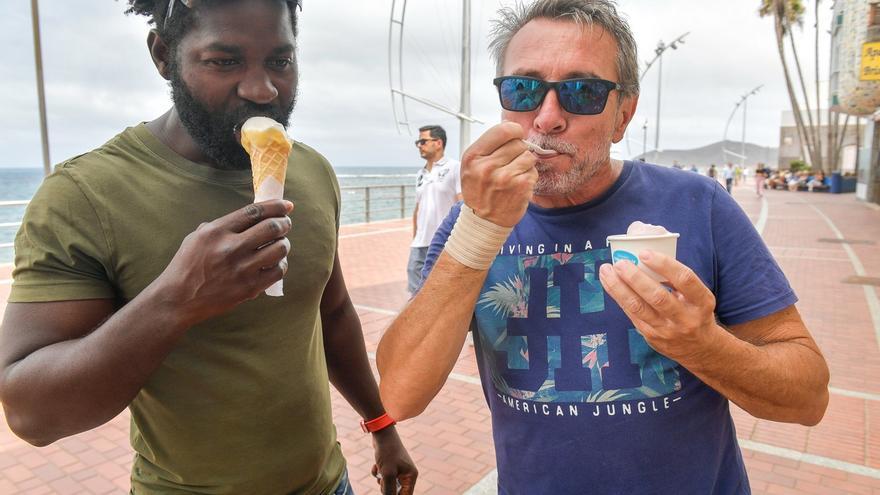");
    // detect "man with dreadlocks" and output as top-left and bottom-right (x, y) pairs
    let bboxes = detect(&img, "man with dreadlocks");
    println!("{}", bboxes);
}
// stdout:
(0, 1), (416, 494)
